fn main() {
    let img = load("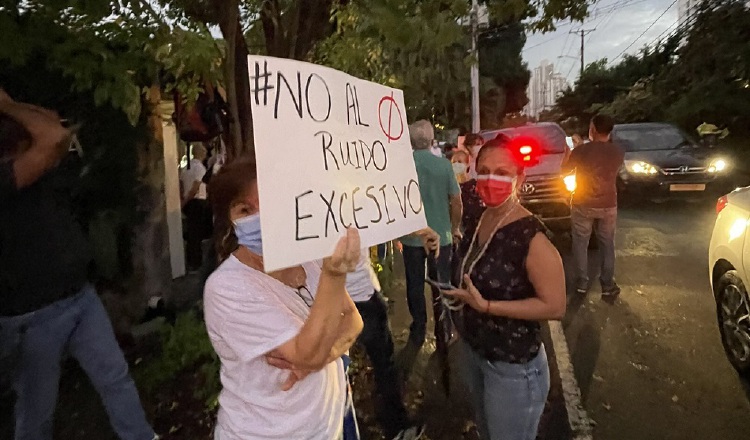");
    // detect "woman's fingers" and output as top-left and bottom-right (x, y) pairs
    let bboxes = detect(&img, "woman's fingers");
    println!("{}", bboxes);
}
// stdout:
(442, 288), (469, 300)
(281, 372), (298, 391)
(324, 228), (360, 274)
(266, 354), (294, 370)
(344, 228), (360, 266)
(281, 369), (311, 391)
